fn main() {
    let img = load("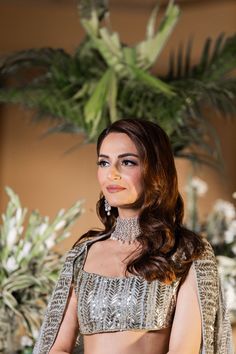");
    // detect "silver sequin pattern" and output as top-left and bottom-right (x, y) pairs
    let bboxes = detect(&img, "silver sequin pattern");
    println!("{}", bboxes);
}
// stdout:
(76, 269), (180, 334)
